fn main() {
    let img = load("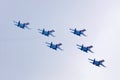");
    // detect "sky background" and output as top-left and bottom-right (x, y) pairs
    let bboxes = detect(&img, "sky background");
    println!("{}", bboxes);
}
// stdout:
(0, 0), (120, 80)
